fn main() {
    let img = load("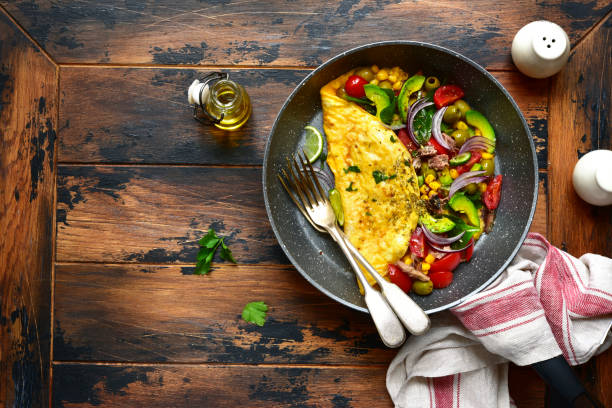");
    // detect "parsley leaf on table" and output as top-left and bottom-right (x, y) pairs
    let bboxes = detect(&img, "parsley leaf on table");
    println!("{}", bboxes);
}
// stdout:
(194, 228), (236, 275)
(242, 301), (268, 326)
